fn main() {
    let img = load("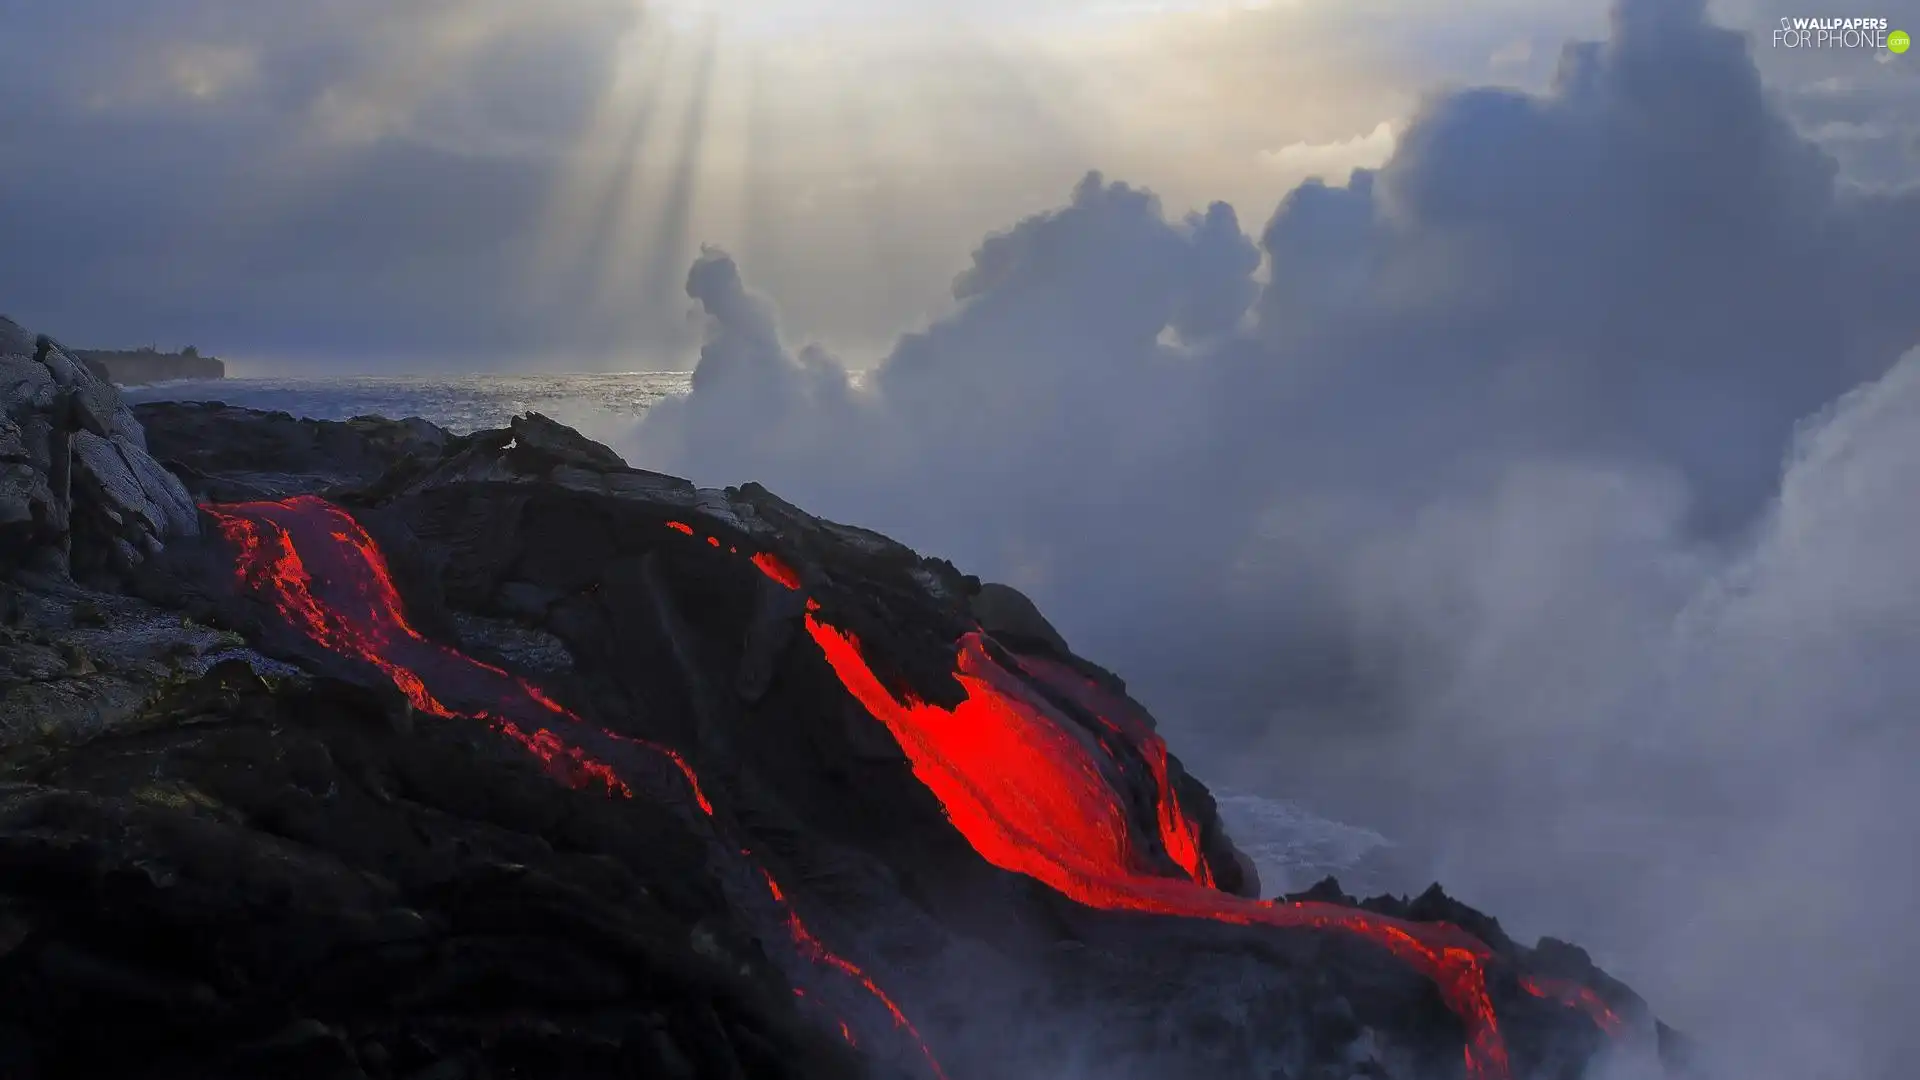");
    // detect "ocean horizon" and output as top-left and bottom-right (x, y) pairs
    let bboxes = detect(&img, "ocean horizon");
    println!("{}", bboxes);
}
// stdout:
(120, 371), (698, 442)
